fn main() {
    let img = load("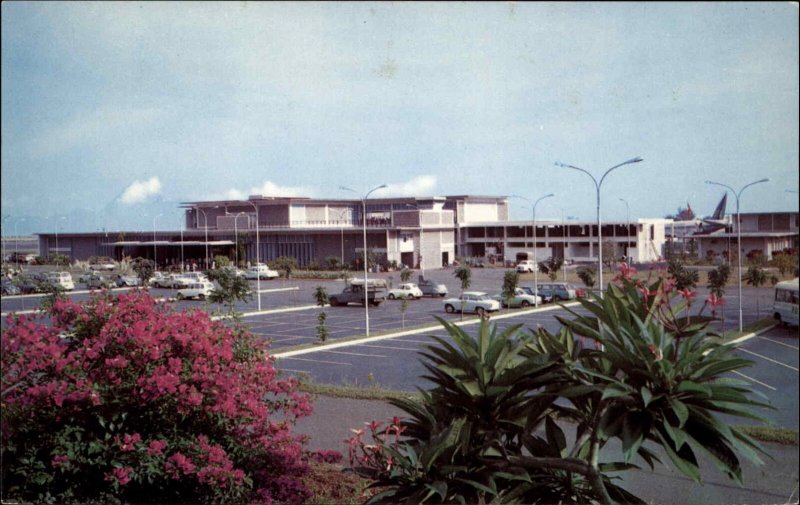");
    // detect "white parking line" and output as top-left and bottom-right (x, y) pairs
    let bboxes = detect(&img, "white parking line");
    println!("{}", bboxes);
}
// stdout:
(273, 301), (580, 359)
(737, 348), (799, 372)
(1, 308), (40, 316)
(324, 350), (388, 358)
(1, 286), (133, 299)
(732, 370), (776, 391)
(256, 286), (300, 294)
(357, 344), (422, 352)
(280, 356), (352, 366)
(758, 336), (799, 351)
(211, 304), (318, 320)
